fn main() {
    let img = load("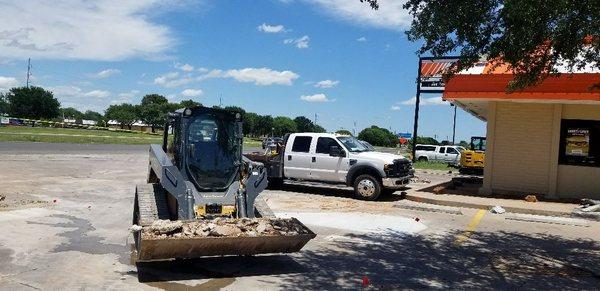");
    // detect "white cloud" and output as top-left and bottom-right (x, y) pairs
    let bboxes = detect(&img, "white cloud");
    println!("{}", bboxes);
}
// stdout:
(257, 23), (286, 33)
(155, 67), (299, 87)
(0, 1), (174, 61)
(224, 68), (299, 86)
(284, 35), (310, 49)
(0, 76), (19, 90)
(390, 104), (401, 111)
(357, 36), (367, 42)
(84, 90), (111, 98)
(314, 79), (339, 88)
(400, 96), (447, 106)
(175, 63), (194, 72)
(92, 69), (121, 79)
(181, 88), (203, 97)
(116, 90), (139, 103)
(196, 69), (224, 81)
(48, 85), (82, 97)
(154, 71), (193, 88)
(300, 93), (333, 102)
(307, 0), (411, 30)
